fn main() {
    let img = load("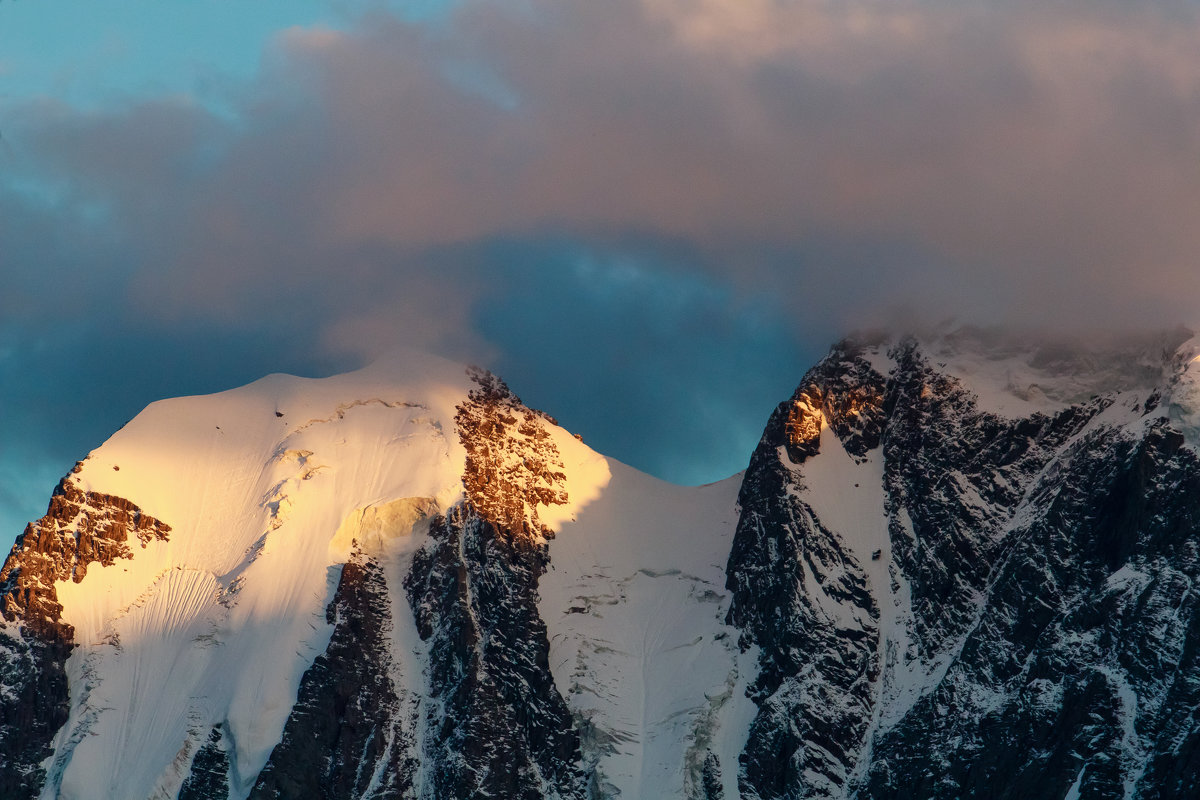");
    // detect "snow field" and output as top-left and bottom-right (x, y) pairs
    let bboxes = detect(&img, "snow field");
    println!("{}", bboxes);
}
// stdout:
(539, 461), (755, 798)
(47, 352), (475, 800)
